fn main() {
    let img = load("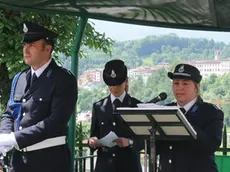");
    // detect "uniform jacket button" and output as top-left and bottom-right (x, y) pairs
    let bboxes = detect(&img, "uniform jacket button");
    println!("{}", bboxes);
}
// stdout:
(169, 146), (172, 150)
(39, 98), (42, 101)
(22, 113), (26, 117)
(19, 126), (23, 130)
(169, 159), (172, 163)
(113, 122), (116, 126)
(112, 153), (115, 157)
(22, 99), (26, 102)
(101, 122), (104, 125)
